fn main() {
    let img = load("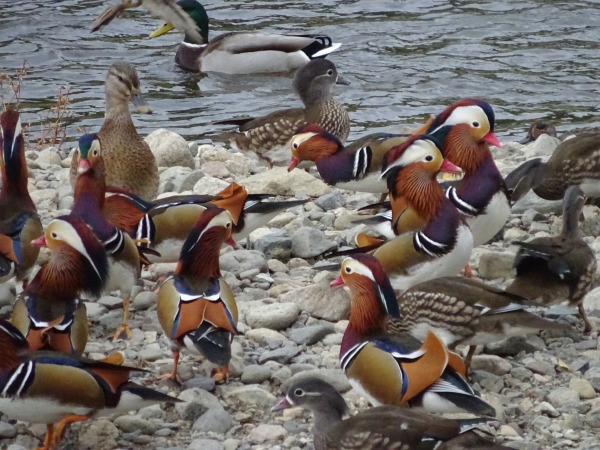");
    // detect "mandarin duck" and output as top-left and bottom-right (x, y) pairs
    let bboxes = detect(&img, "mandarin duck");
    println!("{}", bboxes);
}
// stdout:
(0, 110), (43, 286)
(506, 132), (600, 203)
(148, 0), (341, 74)
(332, 255), (495, 416)
(341, 256), (566, 367)
(273, 377), (508, 450)
(69, 61), (158, 201)
(368, 136), (473, 292)
(506, 186), (597, 333)
(157, 207), (238, 382)
(10, 217), (109, 355)
(216, 59), (350, 167)
(425, 98), (509, 248)
(519, 119), (557, 144)
(71, 134), (144, 340)
(0, 319), (179, 450)
(104, 182), (308, 262)
(91, 0), (203, 43)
